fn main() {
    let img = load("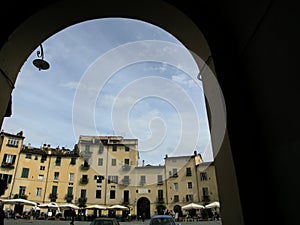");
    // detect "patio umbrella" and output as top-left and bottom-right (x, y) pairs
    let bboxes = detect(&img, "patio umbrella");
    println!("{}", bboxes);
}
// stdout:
(107, 204), (129, 211)
(85, 204), (107, 210)
(205, 201), (220, 209)
(182, 203), (205, 210)
(59, 203), (79, 210)
(38, 202), (60, 210)
(1, 198), (37, 206)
